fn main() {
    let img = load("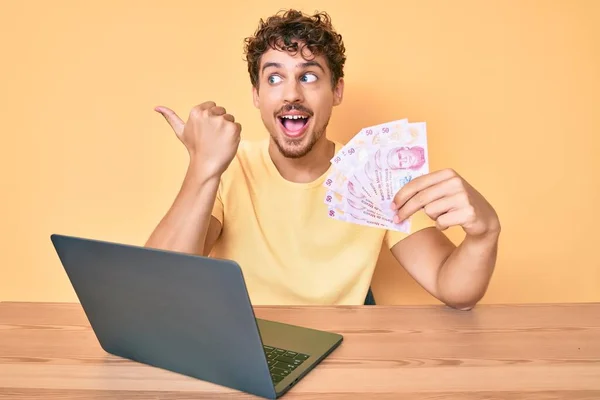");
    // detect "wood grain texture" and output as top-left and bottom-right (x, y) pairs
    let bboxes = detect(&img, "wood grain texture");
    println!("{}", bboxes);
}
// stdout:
(1, 302), (599, 399)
